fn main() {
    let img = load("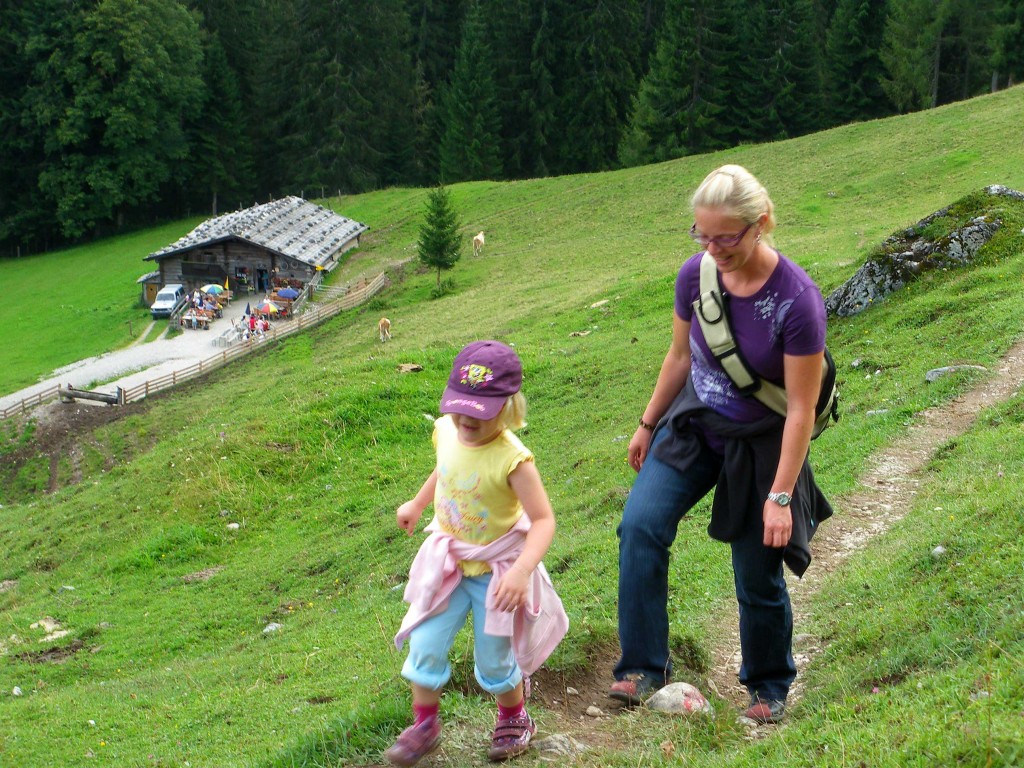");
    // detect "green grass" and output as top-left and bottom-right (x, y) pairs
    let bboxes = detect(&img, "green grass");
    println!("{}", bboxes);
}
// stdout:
(0, 218), (204, 394)
(1, 85), (1023, 766)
